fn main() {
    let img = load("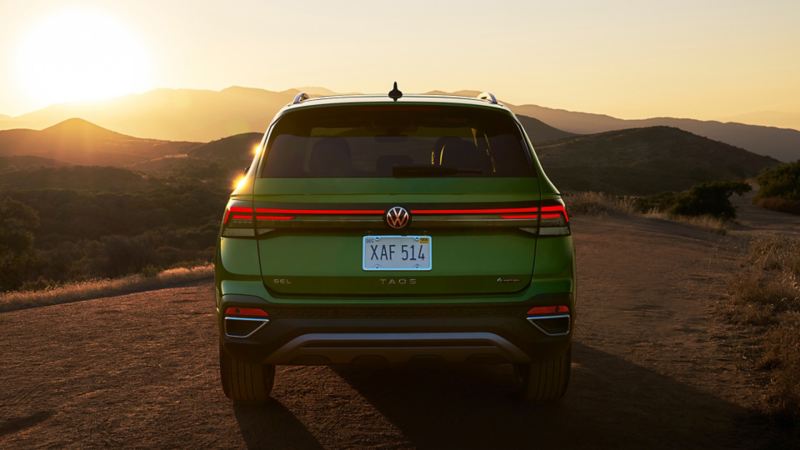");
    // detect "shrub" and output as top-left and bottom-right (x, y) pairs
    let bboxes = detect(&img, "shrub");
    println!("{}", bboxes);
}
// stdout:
(757, 161), (800, 200)
(755, 161), (800, 215)
(632, 191), (679, 214)
(669, 181), (751, 219)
